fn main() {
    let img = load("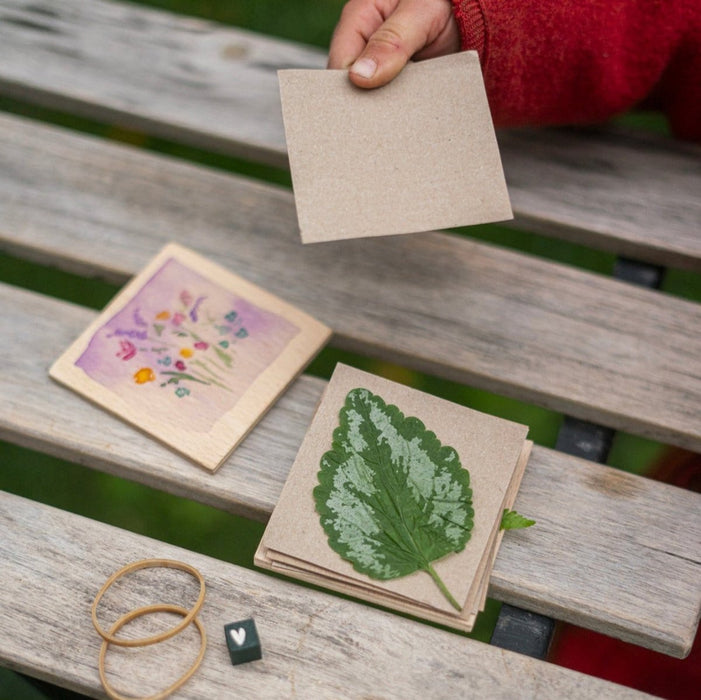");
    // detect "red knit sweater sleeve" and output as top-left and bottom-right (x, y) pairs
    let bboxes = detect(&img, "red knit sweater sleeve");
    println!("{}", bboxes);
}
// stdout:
(450, 0), (701, 141)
